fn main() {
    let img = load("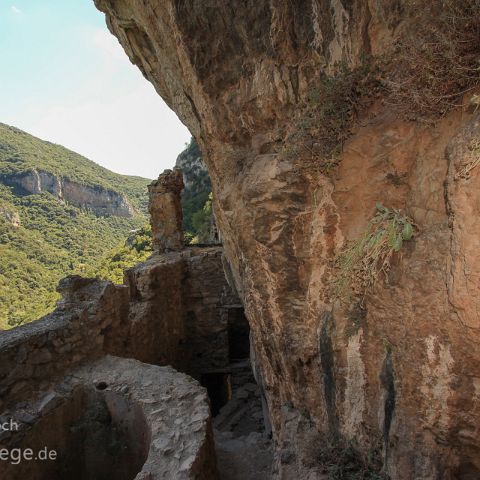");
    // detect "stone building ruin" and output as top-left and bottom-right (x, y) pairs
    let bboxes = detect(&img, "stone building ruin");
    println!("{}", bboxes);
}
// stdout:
(0, 169), (268, 479)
